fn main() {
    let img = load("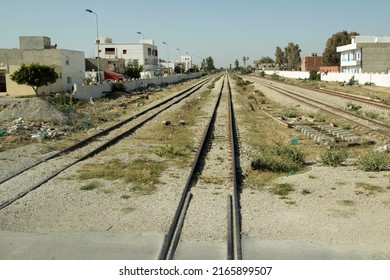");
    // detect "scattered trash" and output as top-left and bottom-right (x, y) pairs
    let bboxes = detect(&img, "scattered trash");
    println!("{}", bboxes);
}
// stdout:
(82, 120), (94, 131)
(3, 117), (66, 141)
(162, 120), (171, 126)
(290, 137), (299, 144)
